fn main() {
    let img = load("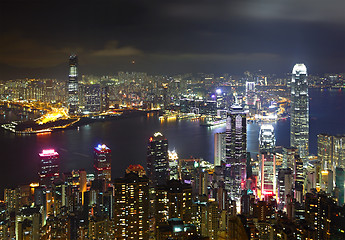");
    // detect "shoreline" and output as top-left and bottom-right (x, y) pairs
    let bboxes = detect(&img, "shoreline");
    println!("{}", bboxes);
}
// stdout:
(1, 109), (160, 135)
